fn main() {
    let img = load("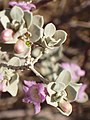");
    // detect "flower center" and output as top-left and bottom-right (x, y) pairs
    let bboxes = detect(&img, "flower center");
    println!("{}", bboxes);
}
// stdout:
(29, 85), (41, 103)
